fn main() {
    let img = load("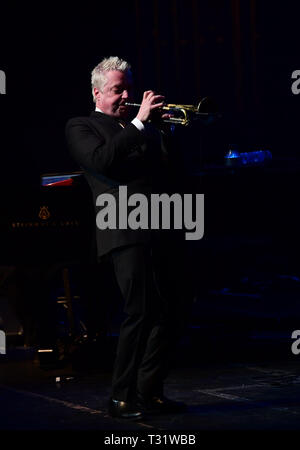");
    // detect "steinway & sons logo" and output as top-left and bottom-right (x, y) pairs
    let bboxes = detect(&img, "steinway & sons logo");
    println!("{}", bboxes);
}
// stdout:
(38, 206), (51, 220)
(11, 205), (80, 229)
